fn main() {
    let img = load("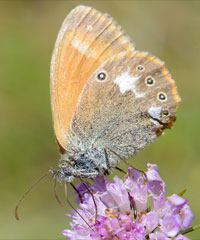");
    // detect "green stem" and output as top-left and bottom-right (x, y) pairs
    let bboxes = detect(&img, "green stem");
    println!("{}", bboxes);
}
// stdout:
(180, 224), (200, 235)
